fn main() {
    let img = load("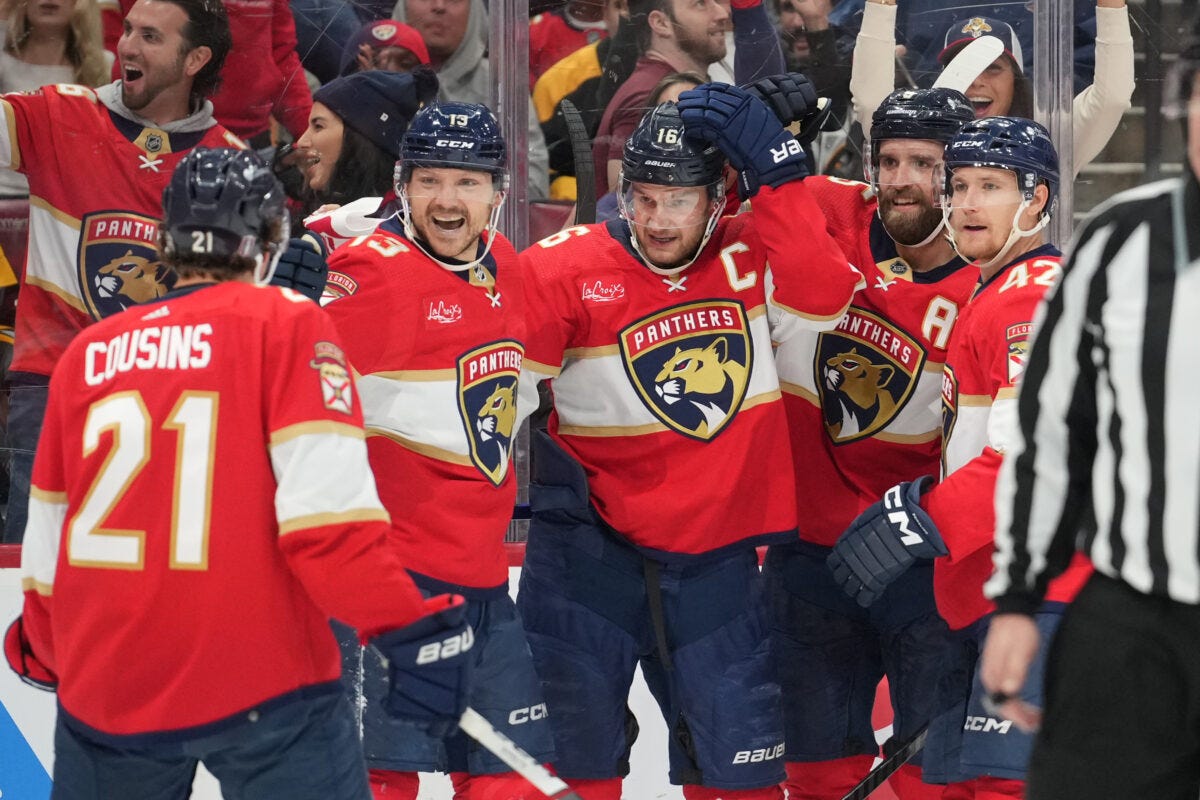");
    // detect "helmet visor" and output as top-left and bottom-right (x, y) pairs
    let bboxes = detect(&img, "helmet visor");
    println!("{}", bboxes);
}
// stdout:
(617, 177), (720, 231)
(941, 168), (1025, 211)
